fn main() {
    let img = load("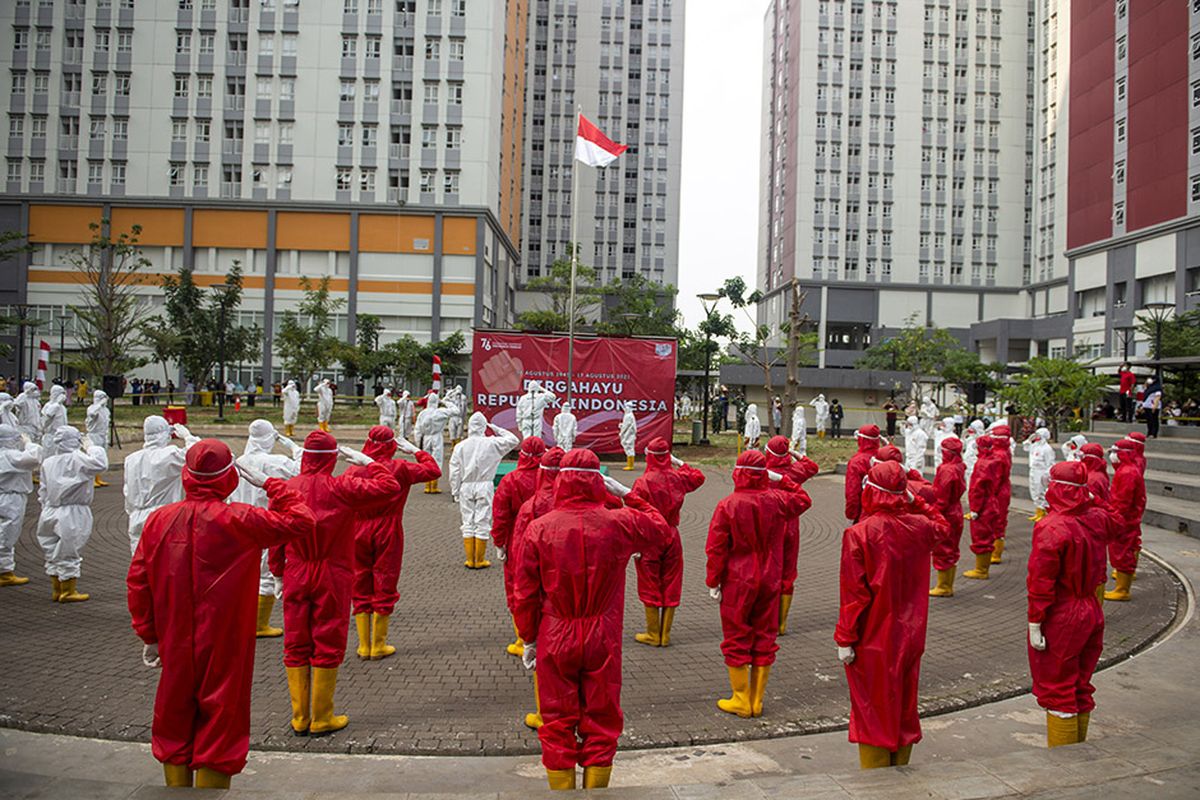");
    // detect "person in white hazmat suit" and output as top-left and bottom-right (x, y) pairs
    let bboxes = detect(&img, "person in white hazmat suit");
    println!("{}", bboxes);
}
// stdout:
(0, 393), (20, 430)
(1024, 427), (1056, 522)
(962, 419), (986, 483)
(448, 412), (519, 570)
(415, 390), (460, 494)
(619, 400), (638, 470)
(789, 405), (808, 455)
(743, 403), (762, 450)
(315, 378), (334, 431)
(903, 415), (929, 474)
(933, 417), (957, 469)
(230, 418), (303, 637)
(919, 395), (939, 436)
(552, 401), (577, 451)
(40, 385), (68, 452)
(810, 394), (830, 439)
(516, 381), (557, 440)
(0, 425), (41, 587)
(123, 417), (198, 556)
(397, 390), (415, 439)
(282, 379), (301, 437)
(375, 388), (397, 429)
(37, 425), (108, 603)
(445, 386), (466, 444)
(86, 389), (111, 487)
(1061, 433), (1087, 463)
(13, 382), (41, 442)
